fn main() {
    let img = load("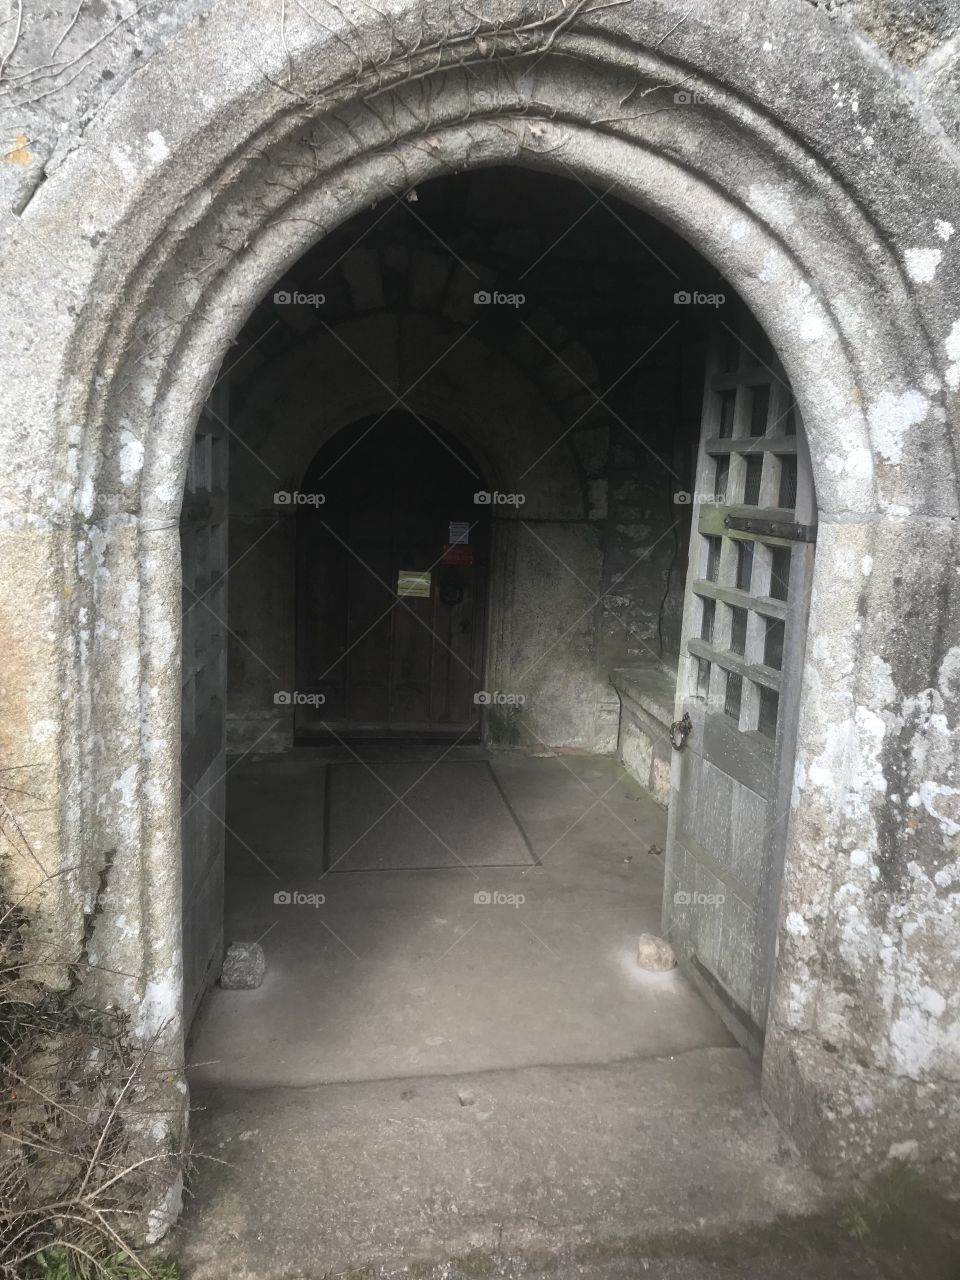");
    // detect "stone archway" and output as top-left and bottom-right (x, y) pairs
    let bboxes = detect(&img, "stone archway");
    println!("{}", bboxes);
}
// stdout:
(1, 0), (958, 1191)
